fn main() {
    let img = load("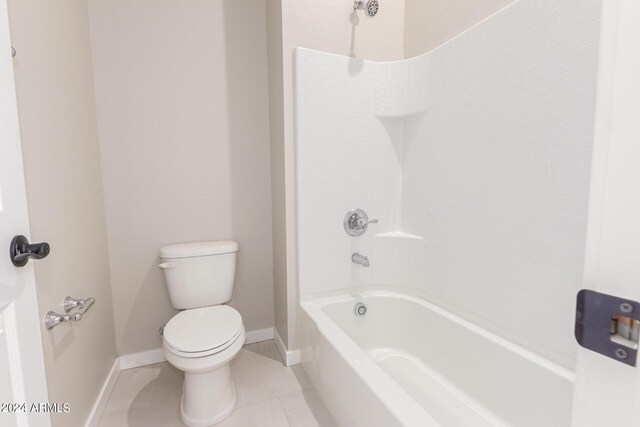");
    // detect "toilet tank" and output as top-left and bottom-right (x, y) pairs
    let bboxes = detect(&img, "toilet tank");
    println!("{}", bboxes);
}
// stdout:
(159, 241), (238, 309)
